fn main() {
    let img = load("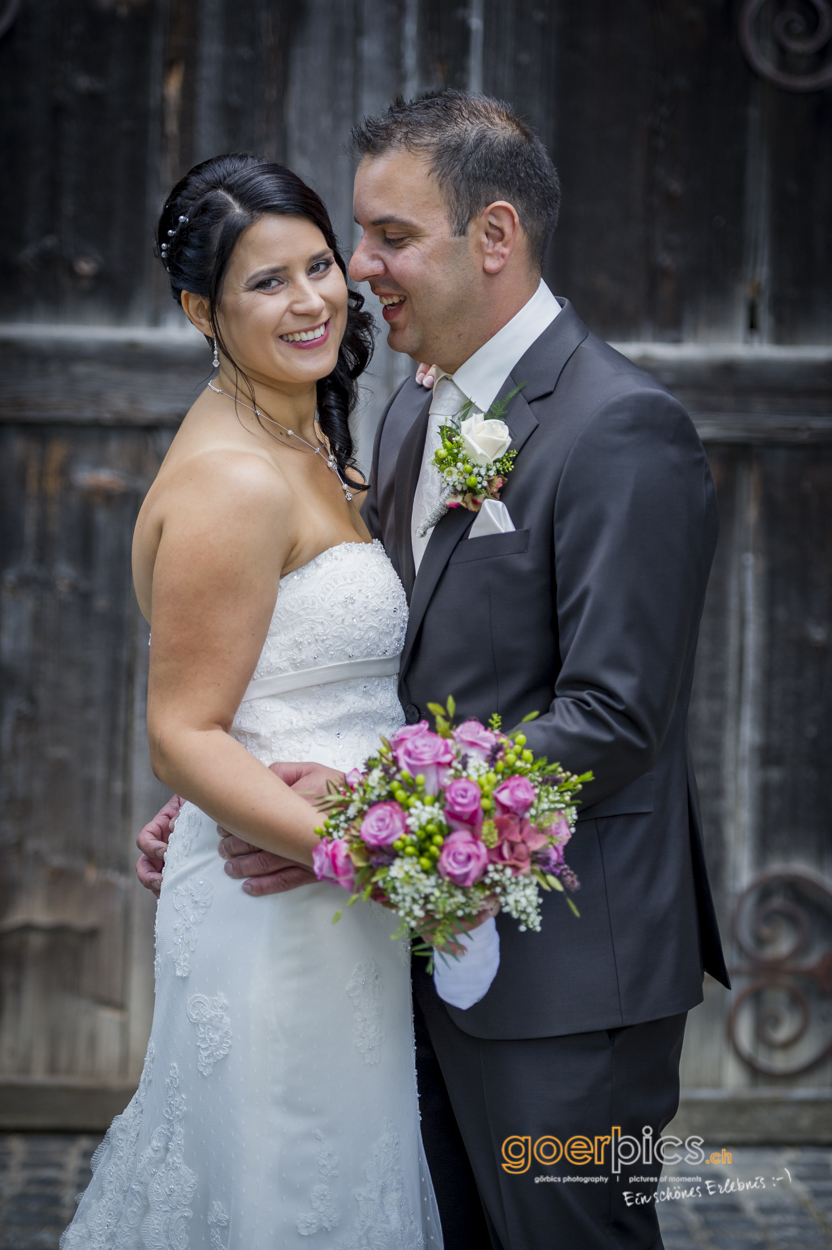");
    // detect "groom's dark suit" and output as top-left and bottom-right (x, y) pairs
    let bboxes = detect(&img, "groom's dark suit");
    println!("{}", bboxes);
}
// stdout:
(363, 300), (729, 1250)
